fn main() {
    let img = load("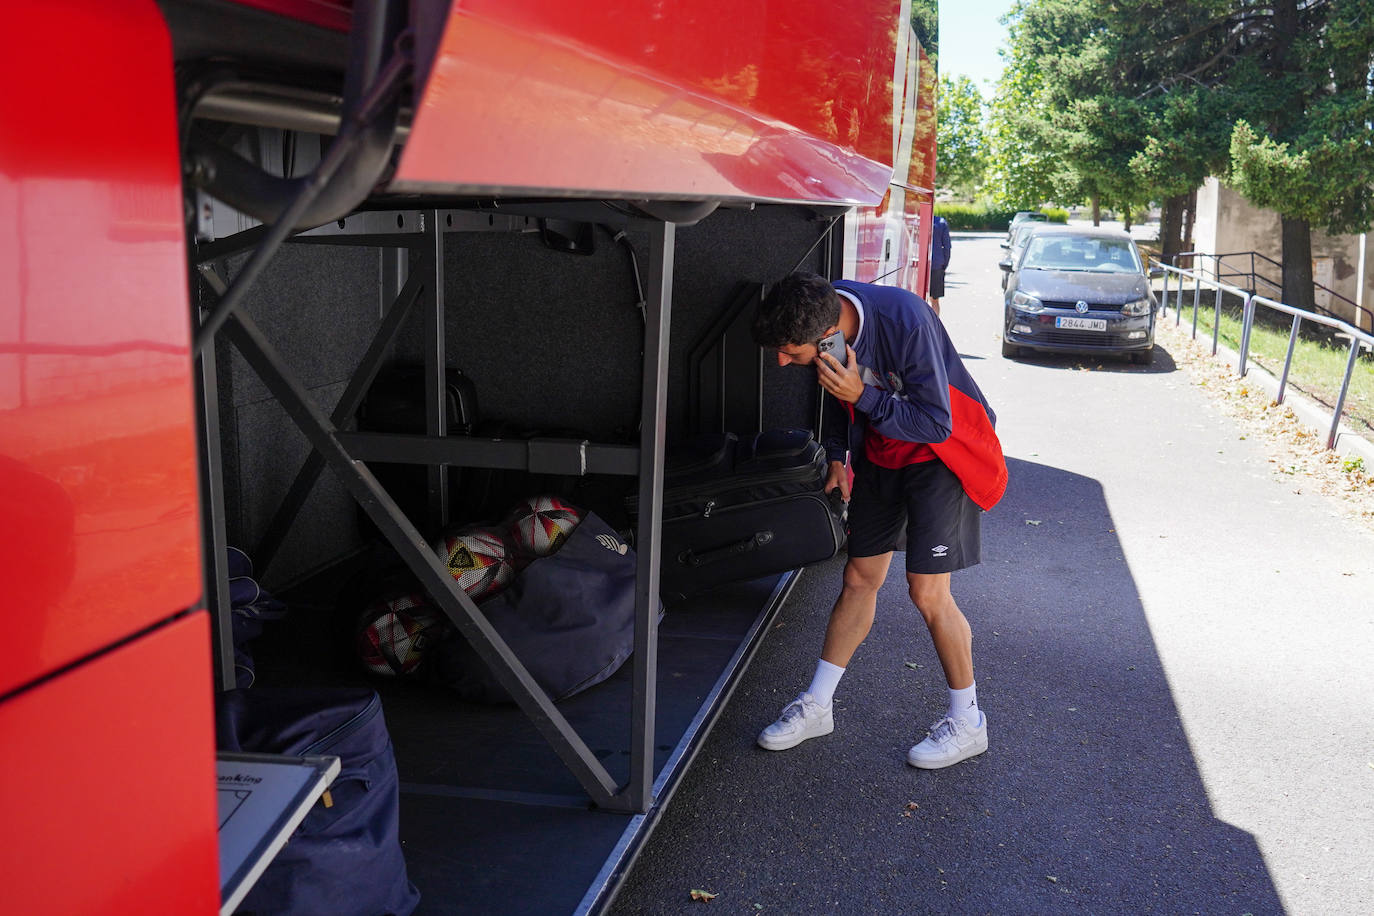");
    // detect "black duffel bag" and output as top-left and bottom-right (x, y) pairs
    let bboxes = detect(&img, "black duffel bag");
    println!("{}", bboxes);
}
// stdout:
(216, 688), (420, 916)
